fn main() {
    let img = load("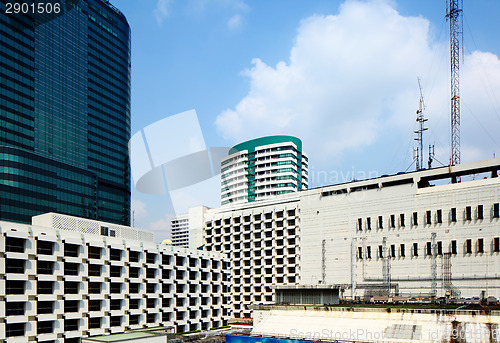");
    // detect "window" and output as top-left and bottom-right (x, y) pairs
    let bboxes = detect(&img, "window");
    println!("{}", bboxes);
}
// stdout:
(378, 216), (383, 229)
(37, 241), (53, 255)
(390, 215), (395, 228)
(437, 209), (442, 223)
(390, 244), (396, 258)
(6, 323), (25, 337)
(426, 211), (432, 224)
(466, 206), (472, 221)
(413, 243), (418, 257)
(477, 205), (484, 220)
(89, 300), (102, 311)
(400, 214), (405, 227)
(426, 242), (432, 256)
(466, 239), (472, 254)
(100, 226), (109, 236)
(478, 238), (484, 253)
(400, 244), (405, 257)
(366, 246), (371, 259)
(451, 208), (457, 222)
(89, 318), (101, 329)
(437, 241), (442, 255)
(494, 237), (500, 253)
(451, 240), (457, 255)
(7, 302), (25, 316)
(366, 217), (371, 230)
(358, 218), (362, 231)
(378, 245), (383, 258)
(494, 203), (500, 218)
(413, 212), (418, 226)
(358, 247), (363, 259)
